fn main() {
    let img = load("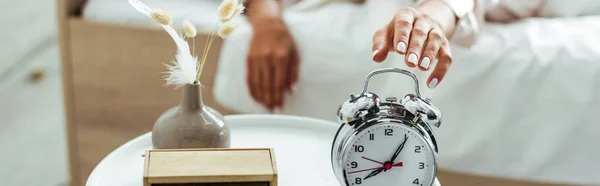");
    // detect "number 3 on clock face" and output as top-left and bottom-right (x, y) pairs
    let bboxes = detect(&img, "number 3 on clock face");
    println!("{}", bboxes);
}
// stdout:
(343, 123), (436, 186)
